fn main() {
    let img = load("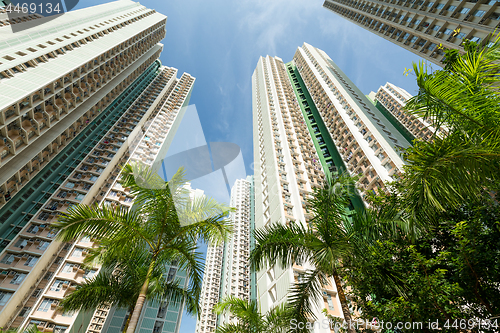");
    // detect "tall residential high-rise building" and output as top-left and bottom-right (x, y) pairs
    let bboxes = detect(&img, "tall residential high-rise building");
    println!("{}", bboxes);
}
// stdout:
(0, 2), (196, 333)
(0, 0), (166, 235)
(196, 176), (254, 333)
(218, 177), (253, 325)
(323, 0), (500, 65)
(252, 43), (412, 329)
(196, 242), (222, 333)
(367, 82), (439, 141)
